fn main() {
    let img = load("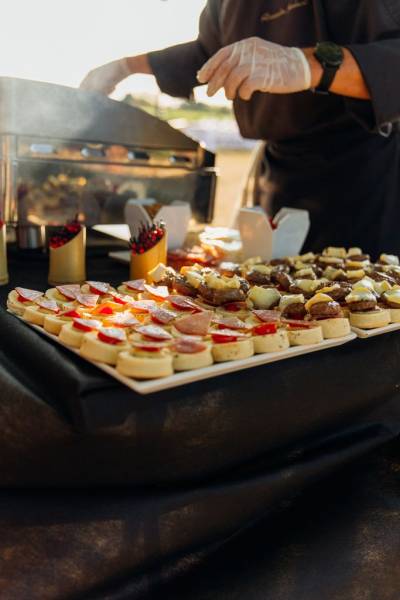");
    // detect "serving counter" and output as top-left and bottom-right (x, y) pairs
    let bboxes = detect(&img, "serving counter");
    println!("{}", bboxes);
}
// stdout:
(1, 245), (400, 599)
